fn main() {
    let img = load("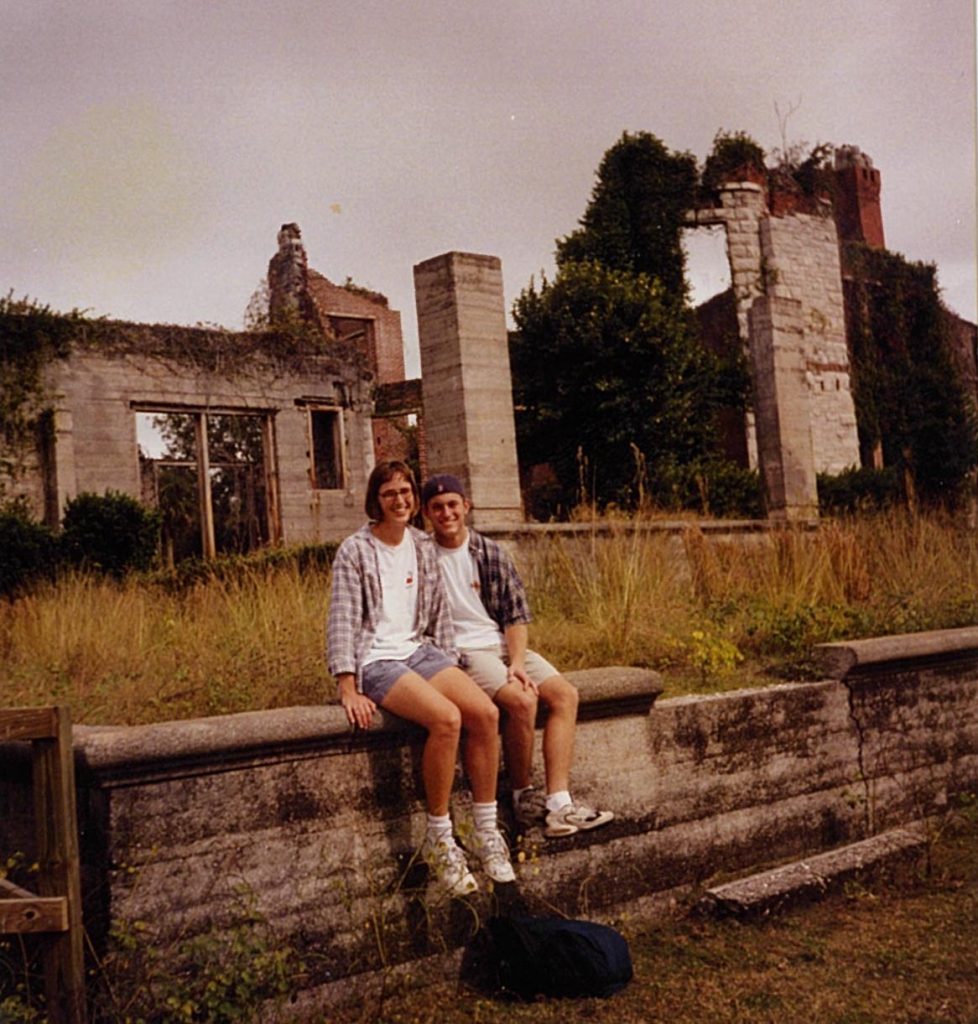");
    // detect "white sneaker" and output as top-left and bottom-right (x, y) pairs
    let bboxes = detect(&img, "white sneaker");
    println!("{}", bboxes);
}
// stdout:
(463, 827), (517, 883)
(421, 835), (478, 898)
(545, 803), (614, 838)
